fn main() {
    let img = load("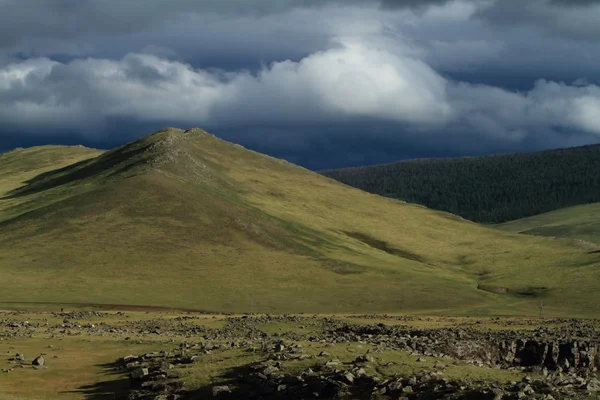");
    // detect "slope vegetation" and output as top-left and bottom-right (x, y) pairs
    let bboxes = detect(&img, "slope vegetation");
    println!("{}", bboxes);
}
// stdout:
(496, 202), (600, 246)
(1, 128), (599, 316)
(322, 145), (600, 223)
